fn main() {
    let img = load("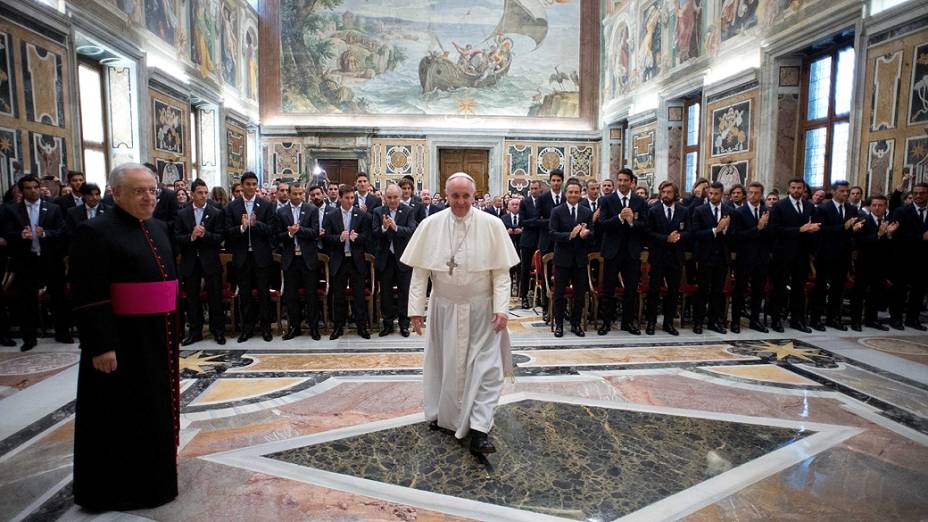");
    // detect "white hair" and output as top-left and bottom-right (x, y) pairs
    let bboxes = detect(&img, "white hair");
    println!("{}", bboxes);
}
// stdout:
(109, 162), (157, 189)
(384, 183), (401, 195)
(445, 172), (476, 192)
